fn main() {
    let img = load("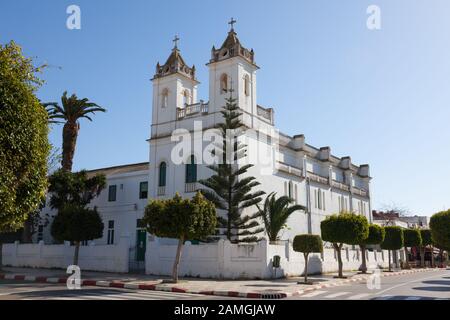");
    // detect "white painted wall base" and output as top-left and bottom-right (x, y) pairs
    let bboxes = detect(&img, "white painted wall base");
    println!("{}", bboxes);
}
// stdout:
(2, 236), (130, 273)
(146, 238), (396, 279)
